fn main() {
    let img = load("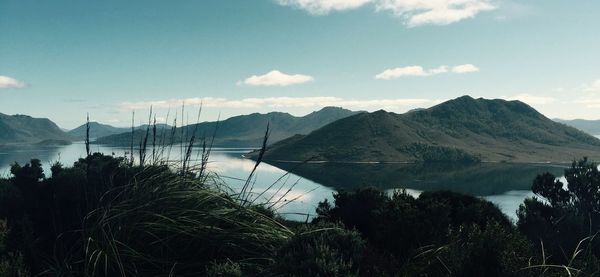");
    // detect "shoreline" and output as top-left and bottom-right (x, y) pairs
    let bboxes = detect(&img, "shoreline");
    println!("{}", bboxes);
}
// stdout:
(242, 155), (574, 167)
